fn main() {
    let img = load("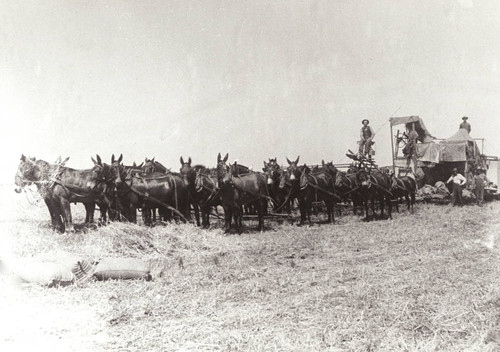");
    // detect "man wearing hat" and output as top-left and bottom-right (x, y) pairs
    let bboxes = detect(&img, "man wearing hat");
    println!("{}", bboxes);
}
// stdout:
(446, 167), (467, 206)
(358, 119), (375, 157)
(459, 116), (471, 134)
(472, 167), (489, 206)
